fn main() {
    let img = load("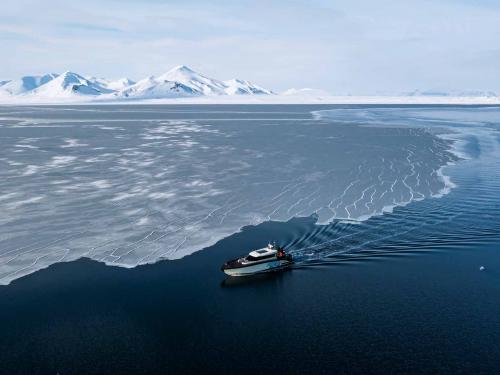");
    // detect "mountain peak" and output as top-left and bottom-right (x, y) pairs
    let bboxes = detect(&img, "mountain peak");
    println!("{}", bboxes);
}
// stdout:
(54, 71), (95, 89)
(59, 71), (84, 79)
(168, 65), (196, 74)
(158, 65), (227, 95)
(32, 71), (113, 97)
